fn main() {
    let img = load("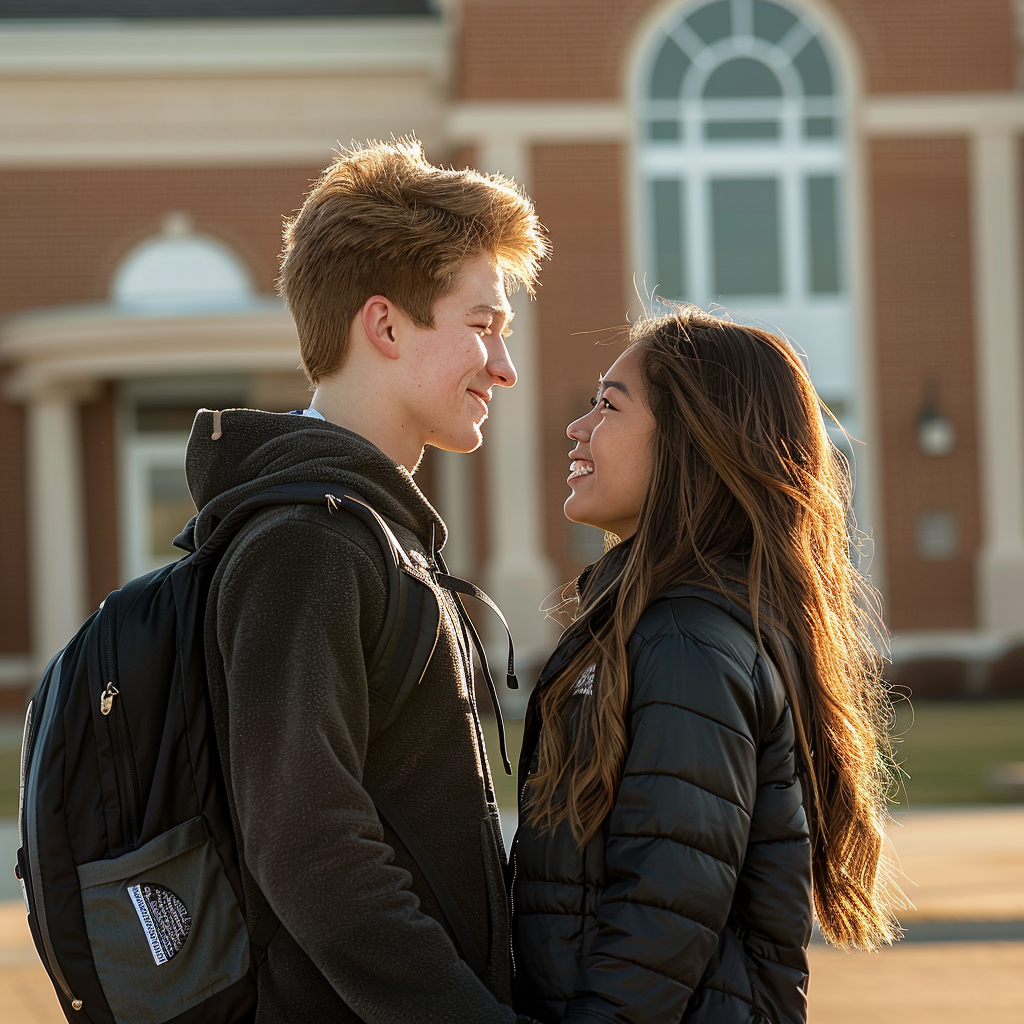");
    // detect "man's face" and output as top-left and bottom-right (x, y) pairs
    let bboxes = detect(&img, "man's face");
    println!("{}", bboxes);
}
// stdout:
(395, 253), (517, 453)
